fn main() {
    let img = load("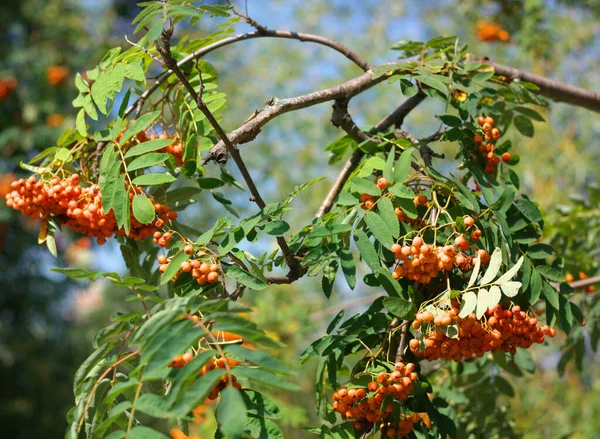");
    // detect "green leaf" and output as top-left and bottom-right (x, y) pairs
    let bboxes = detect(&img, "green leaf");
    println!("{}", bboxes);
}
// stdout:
(308, 224), (352, 238)
(473, 71), (495, 82)
(262, 221), (290, 236)
(364, 211), (394, 248)
(527, 244), (553, 260)
(500, 281), (521, 298)
(234, 368), (299, 391)
(377, 197), (399, 238)
(542, 282), (560, 310)
(227, 265), (267, 290)
(161, 251), (189, 284)
(436, 114), (462, 127)
(458, 291), (477, 318)
(124, 139), (175, 158)
(494, 376), (515, 397)
(353, 230), (380, 272)
(224, 344), (290, 375)
(479, 248), (502, 285)
(339, 248), (356, 290)
(496, 256), (524, 284)
(242, 390), (281, 419)
(393, 148), (414, 183)
(388, 184), (414, 199)
(244, 416), (284, 439)
(383, 297), (414, 319)
(416, 74), (447, 93)
(467, 255), (482, 289)
(383, 146), (395, 181)
(112, 175), (130, 235)
(515, 199), (542, 223)
(529, 270), (542, 303)
(120, 111), (160, 145)
(76, 109), (88, 136)
(349, 177), (381, 196)
(396, 197), (418, 218)
(197, 177), (225, 189)
(537, 265), (563, 282)
(514, 106), (545, 122)
(132, 173), (176, 185)
(476, 288), (493, 319)
(128, 153), (170, 171)
(73, 341), (117, 392)
(514, 115), (534, 137)
(217, 387), (247, 439)
(128, 426), (169, 439)
(494, 186), (516, 214)
(132, 194), (155, 225)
